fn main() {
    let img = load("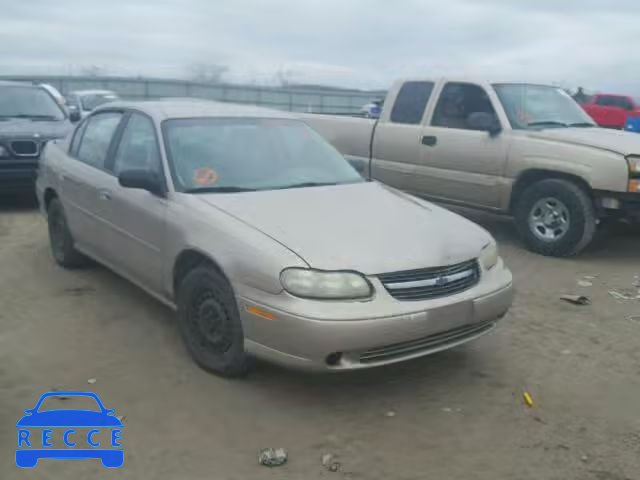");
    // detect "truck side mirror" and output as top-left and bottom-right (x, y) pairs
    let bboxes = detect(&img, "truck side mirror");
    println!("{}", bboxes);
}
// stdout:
(467, 112), (502, 136)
